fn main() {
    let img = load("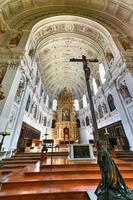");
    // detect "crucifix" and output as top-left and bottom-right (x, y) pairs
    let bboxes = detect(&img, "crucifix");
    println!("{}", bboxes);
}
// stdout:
(70, 55), (133, 199)
(70, 55), (99, 144)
